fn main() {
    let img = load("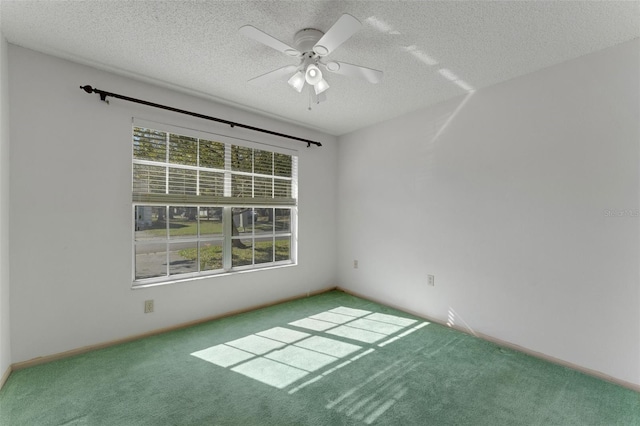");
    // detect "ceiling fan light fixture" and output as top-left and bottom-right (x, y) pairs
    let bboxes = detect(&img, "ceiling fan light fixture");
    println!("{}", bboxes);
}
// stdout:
(305, 64), (323, 85)
(239, 13), (383, 107)
(314, 78), (330, 95)
(325, 61), (340, 72)
(313, 45), (329, 56)
(287, 71), (305, 92)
